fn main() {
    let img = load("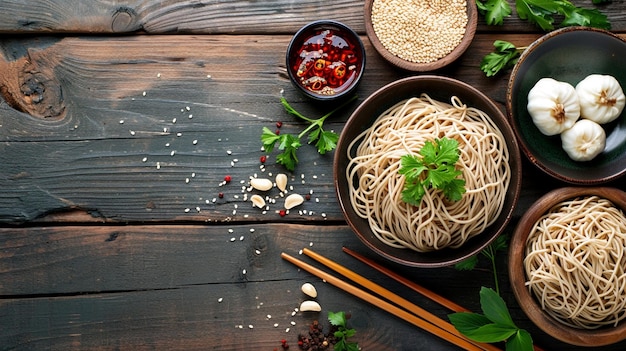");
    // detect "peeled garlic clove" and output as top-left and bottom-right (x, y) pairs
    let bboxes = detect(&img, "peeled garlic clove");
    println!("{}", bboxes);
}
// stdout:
(301, 282), (318, 298)
(527, 77), (580, 136)
(284, 193), (304, 210)
(299, 300), (321, 312)
(250, 194), (266, 208)
(250, 178), (273, 191)
(276, 173), (288, 192)
(561, 119), (606, 162)
(576, 74), (625, 124)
